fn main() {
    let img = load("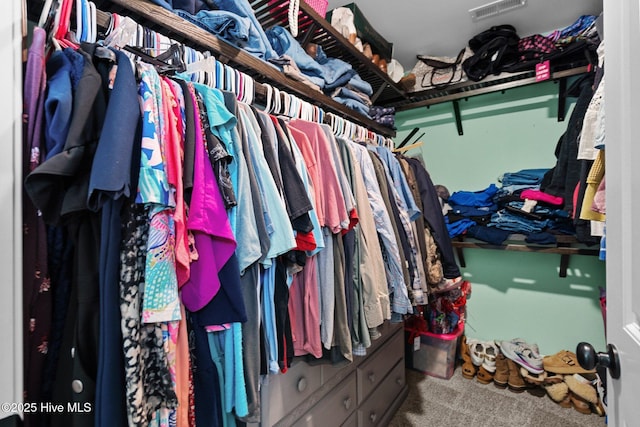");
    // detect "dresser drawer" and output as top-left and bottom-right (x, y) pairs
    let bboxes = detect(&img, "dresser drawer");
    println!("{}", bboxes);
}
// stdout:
(357, 359), (406, 427)
(291, 372), (357, 427)
(356, 327), (404, 403)
(321, 359), (350, 385)
(359, 320), (400, 357)
(342, 411), (357, 427)
(261, 360), (323, 425)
